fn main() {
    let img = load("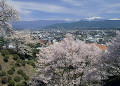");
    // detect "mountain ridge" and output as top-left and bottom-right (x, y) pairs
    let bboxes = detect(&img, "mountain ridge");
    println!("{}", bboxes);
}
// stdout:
(12, 20), (120, 30)
(45, 20), (120, 30)
(12, 20), (72, 30)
